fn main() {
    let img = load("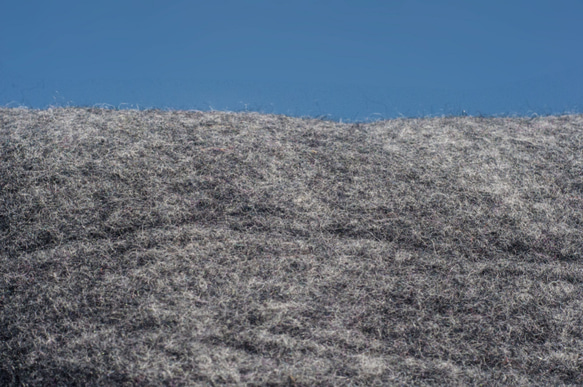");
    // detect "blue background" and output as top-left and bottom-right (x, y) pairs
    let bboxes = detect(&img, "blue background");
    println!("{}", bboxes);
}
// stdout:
(1, 0), (582, 122)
